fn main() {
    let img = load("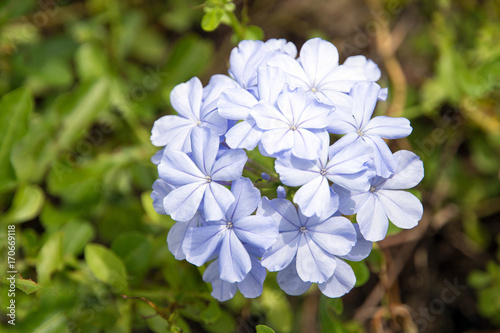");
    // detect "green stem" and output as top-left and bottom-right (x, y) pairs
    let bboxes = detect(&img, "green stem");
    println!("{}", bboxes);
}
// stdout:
(226, 11), (245, 41)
